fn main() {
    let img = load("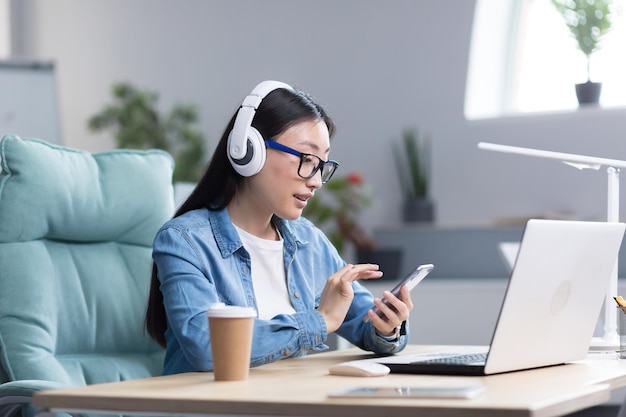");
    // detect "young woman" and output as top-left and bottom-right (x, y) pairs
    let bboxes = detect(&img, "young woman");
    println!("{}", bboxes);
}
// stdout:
(145, 80), (412, 375)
